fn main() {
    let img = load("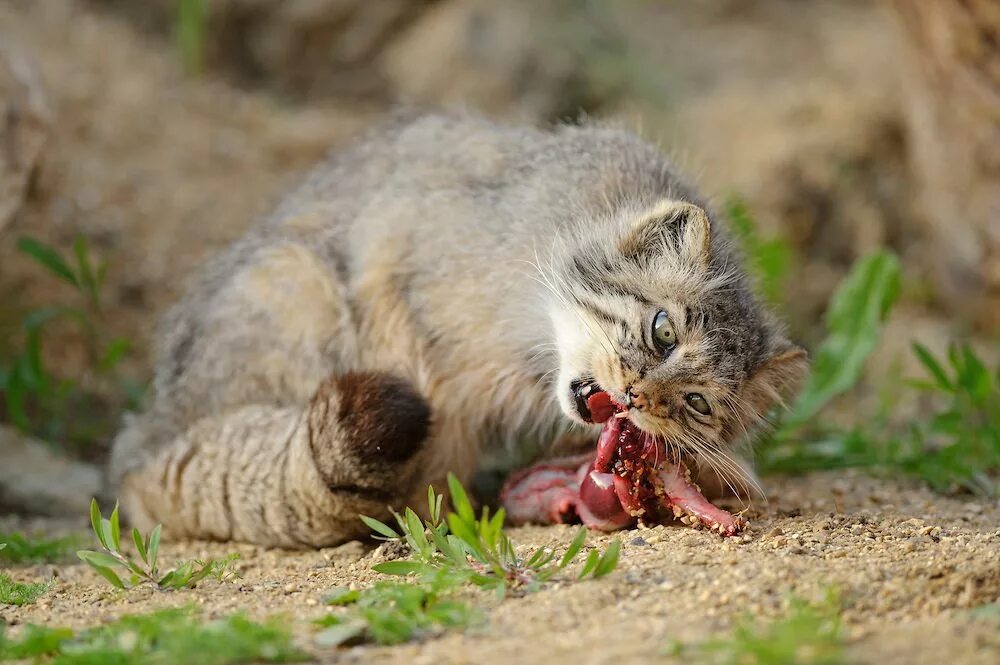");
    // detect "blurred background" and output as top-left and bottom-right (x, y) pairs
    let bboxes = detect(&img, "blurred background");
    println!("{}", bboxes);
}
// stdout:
(1, 0), (997, 514)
